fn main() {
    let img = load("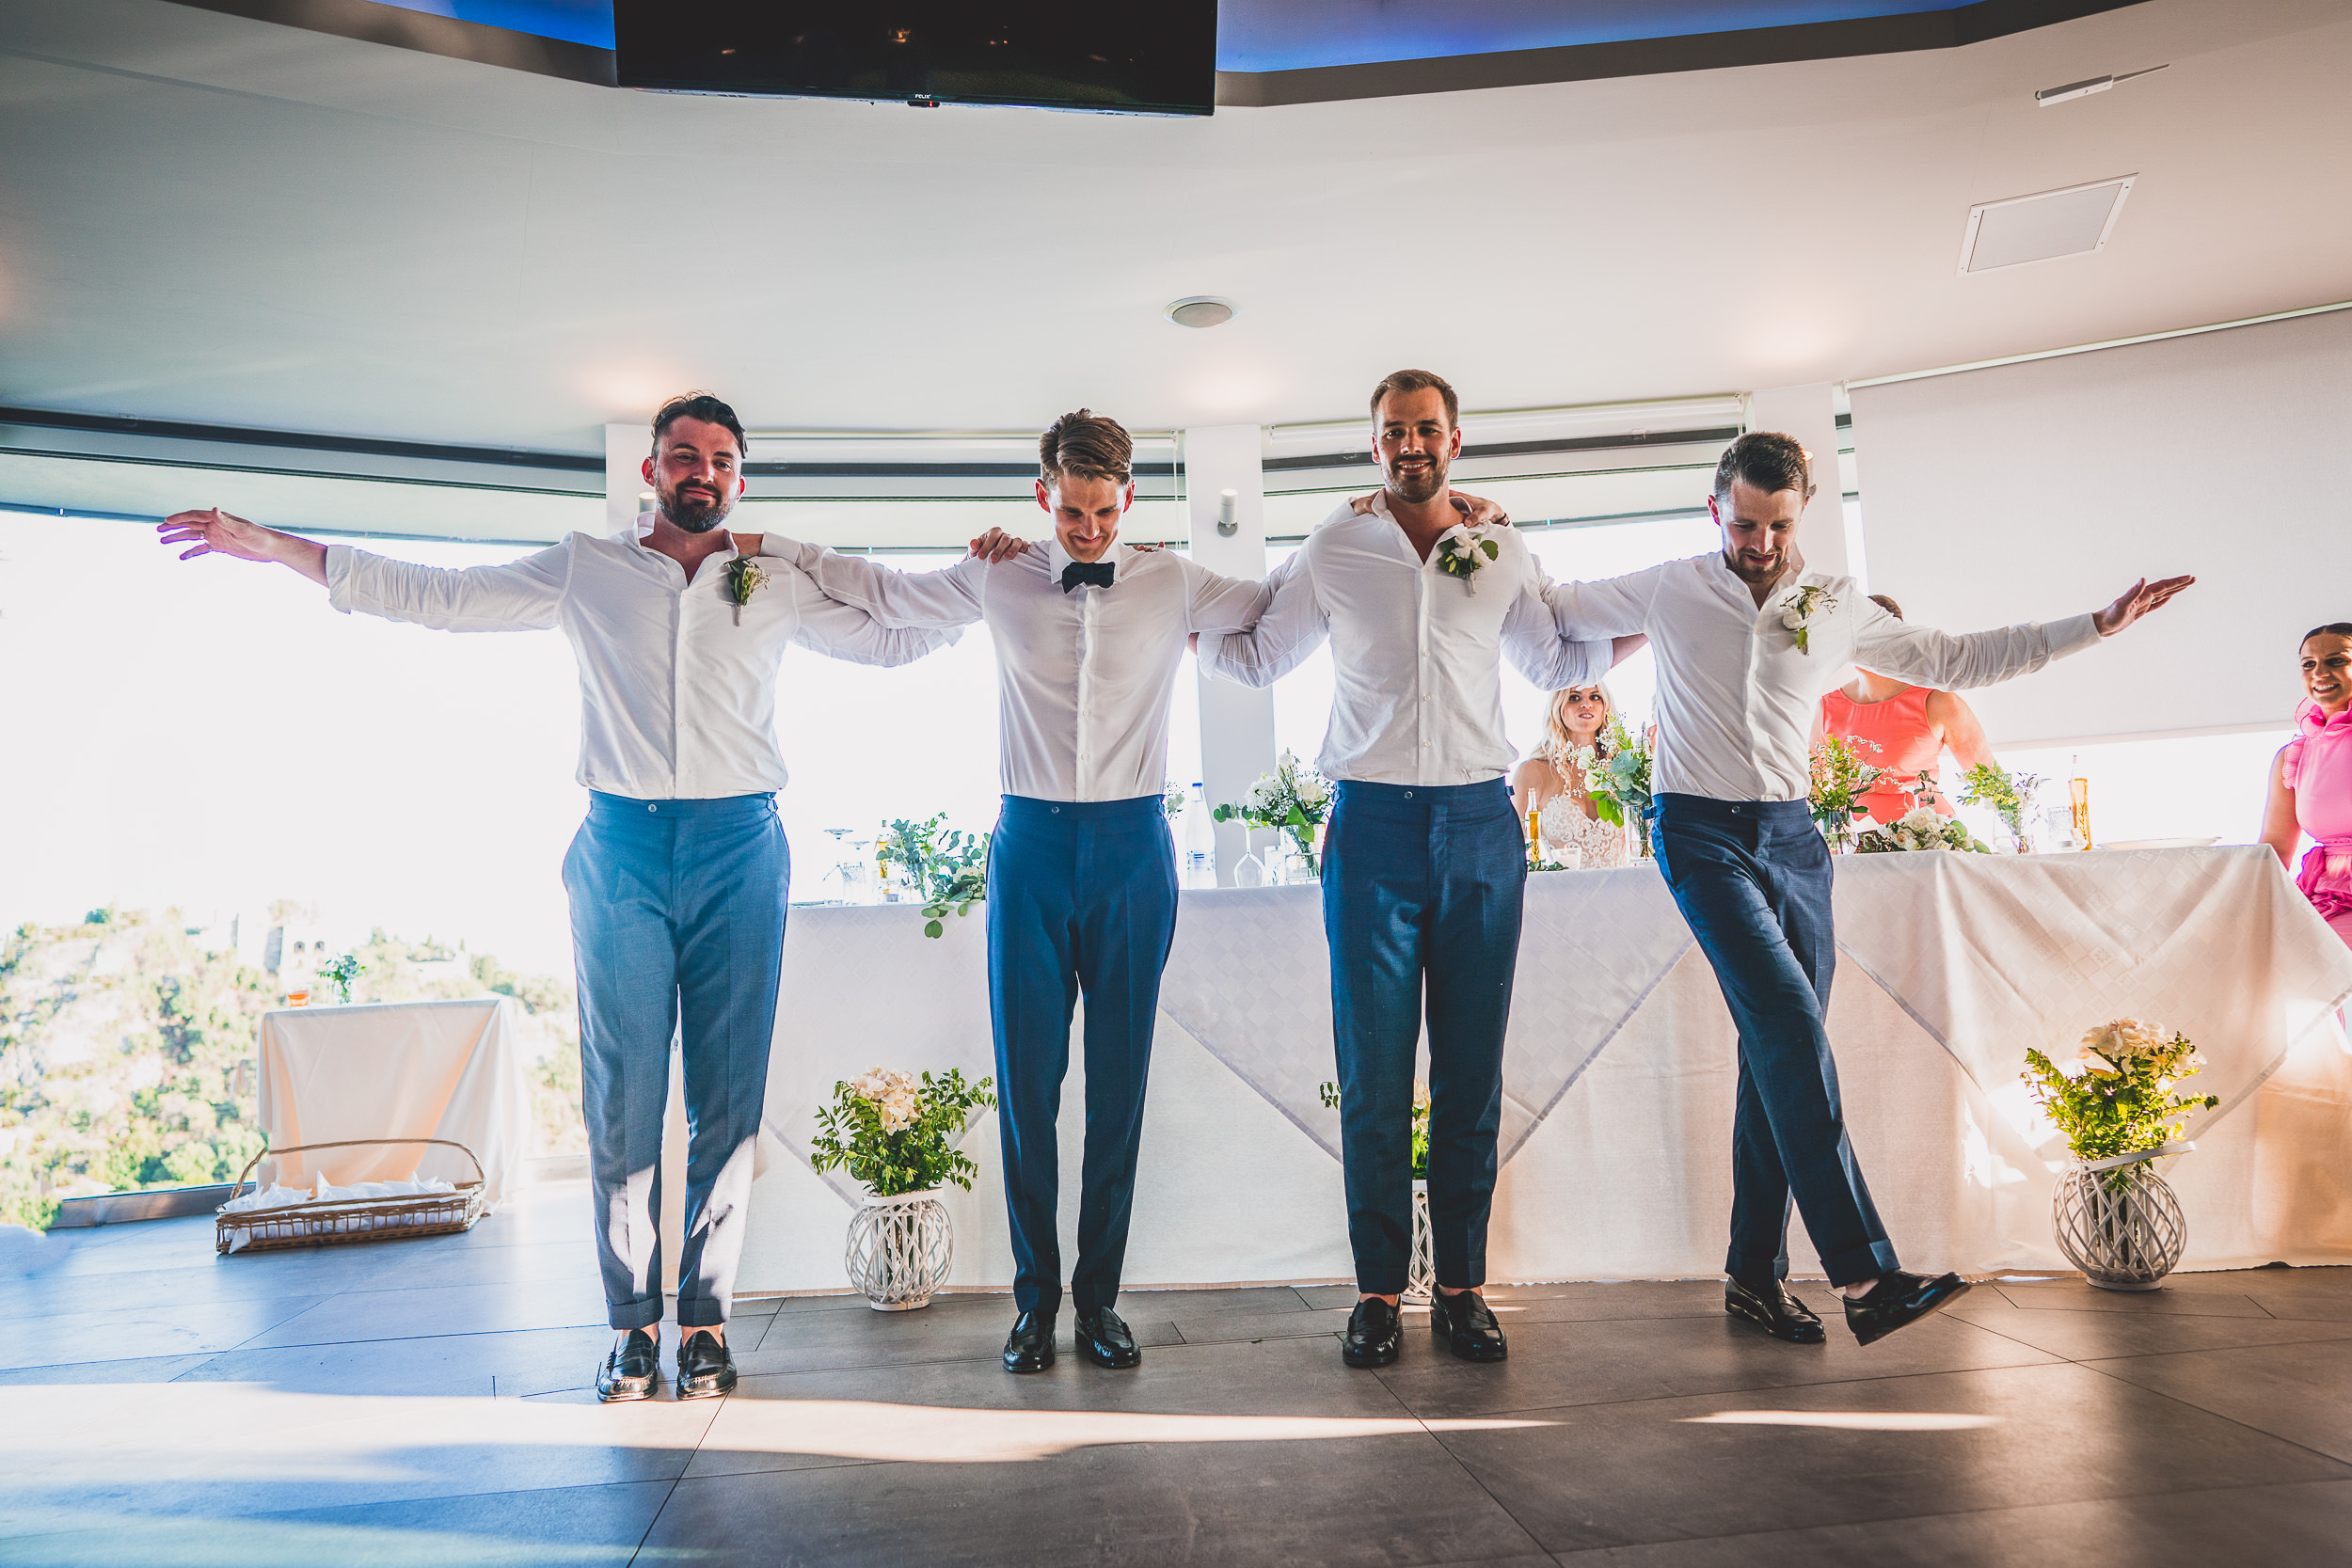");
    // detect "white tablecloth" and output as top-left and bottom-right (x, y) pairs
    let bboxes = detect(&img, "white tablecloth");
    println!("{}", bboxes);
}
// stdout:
(256, 997), (530, 1201)
(723, 846), (2352, 1293)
